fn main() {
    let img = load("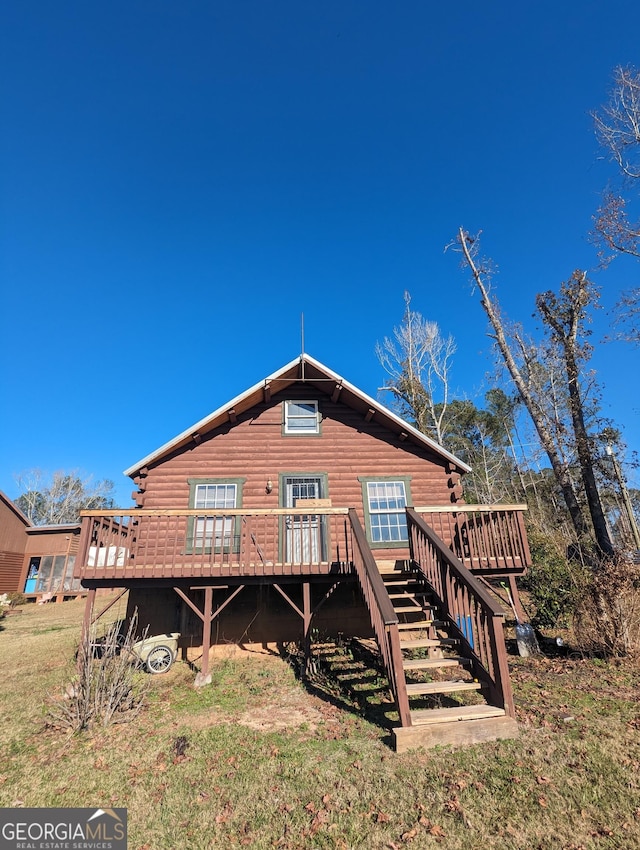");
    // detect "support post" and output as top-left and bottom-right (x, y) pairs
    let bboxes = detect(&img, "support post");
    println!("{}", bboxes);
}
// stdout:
(507, 575), (527, 623)
(78, 587), (96, 672)
(196, 586), (213, 687)
(302, 582), (313, 675)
